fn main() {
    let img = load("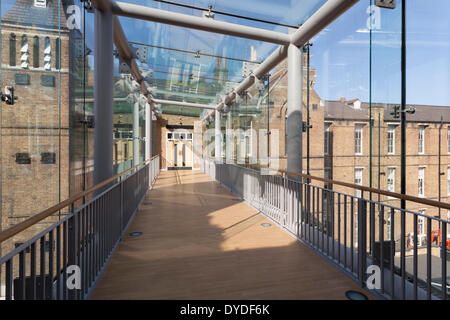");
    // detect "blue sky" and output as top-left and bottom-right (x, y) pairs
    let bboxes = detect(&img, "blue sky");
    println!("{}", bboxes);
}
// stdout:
(2, 0), (450, 106)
